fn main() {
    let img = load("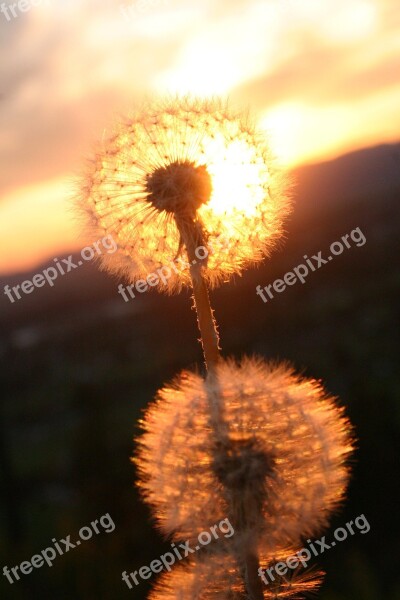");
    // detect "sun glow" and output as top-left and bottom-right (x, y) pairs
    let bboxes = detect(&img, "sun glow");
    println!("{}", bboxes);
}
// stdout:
(201, 137), (267, 218)
(1, 0), (399, 277)
(80, 99), (290, 291)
